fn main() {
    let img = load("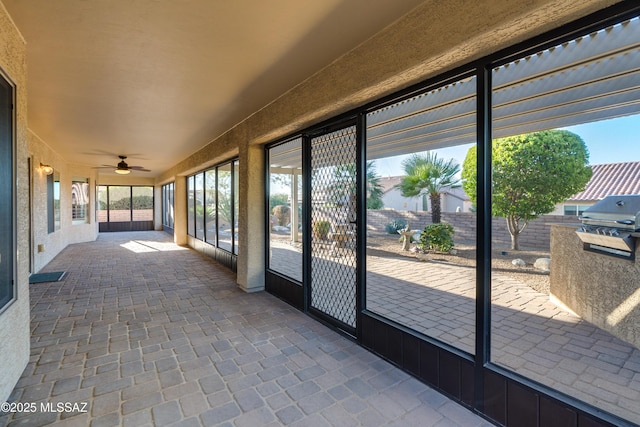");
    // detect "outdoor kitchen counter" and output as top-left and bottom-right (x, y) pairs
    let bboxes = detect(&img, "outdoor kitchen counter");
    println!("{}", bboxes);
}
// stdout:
(550, 224), (640, 350)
